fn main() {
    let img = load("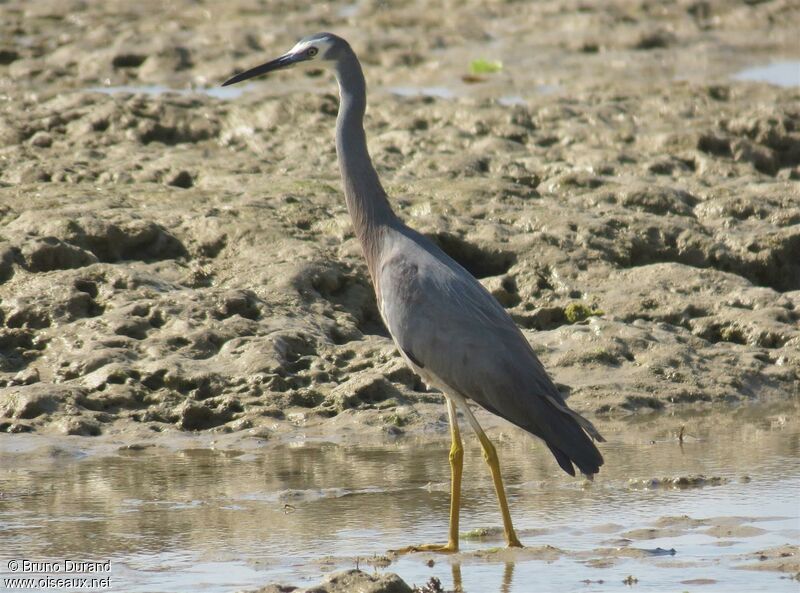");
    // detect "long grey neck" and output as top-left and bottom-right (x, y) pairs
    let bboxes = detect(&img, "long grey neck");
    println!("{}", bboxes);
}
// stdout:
(334, 49), (396, 282)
